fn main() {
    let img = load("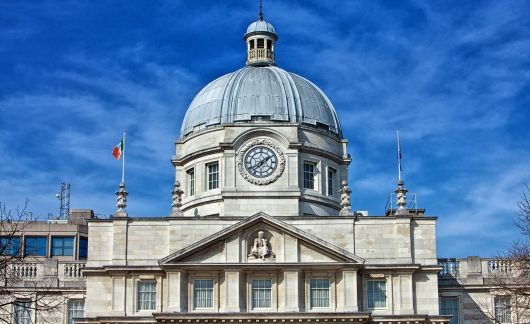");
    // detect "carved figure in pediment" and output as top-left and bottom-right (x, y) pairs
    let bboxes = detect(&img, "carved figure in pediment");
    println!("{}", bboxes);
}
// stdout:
(248, 231), (274, 260)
